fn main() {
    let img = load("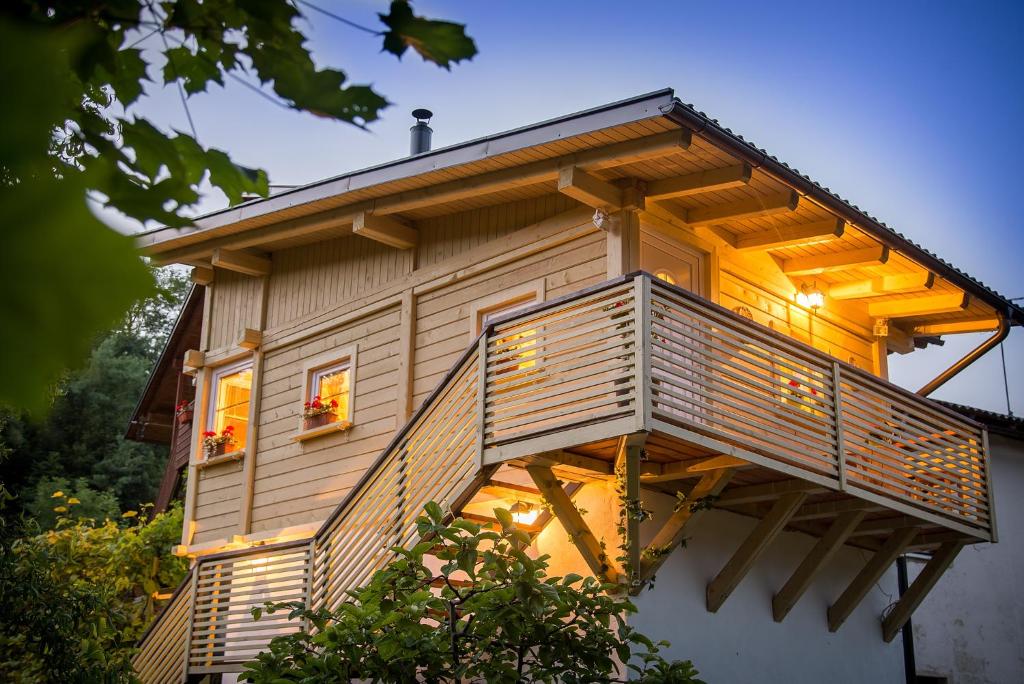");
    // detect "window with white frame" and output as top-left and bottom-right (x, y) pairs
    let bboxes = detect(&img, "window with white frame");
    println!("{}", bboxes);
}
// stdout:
(299, 344), (357, 433)
(471, 281), (545, 375)
(205, 359), (253, 456)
